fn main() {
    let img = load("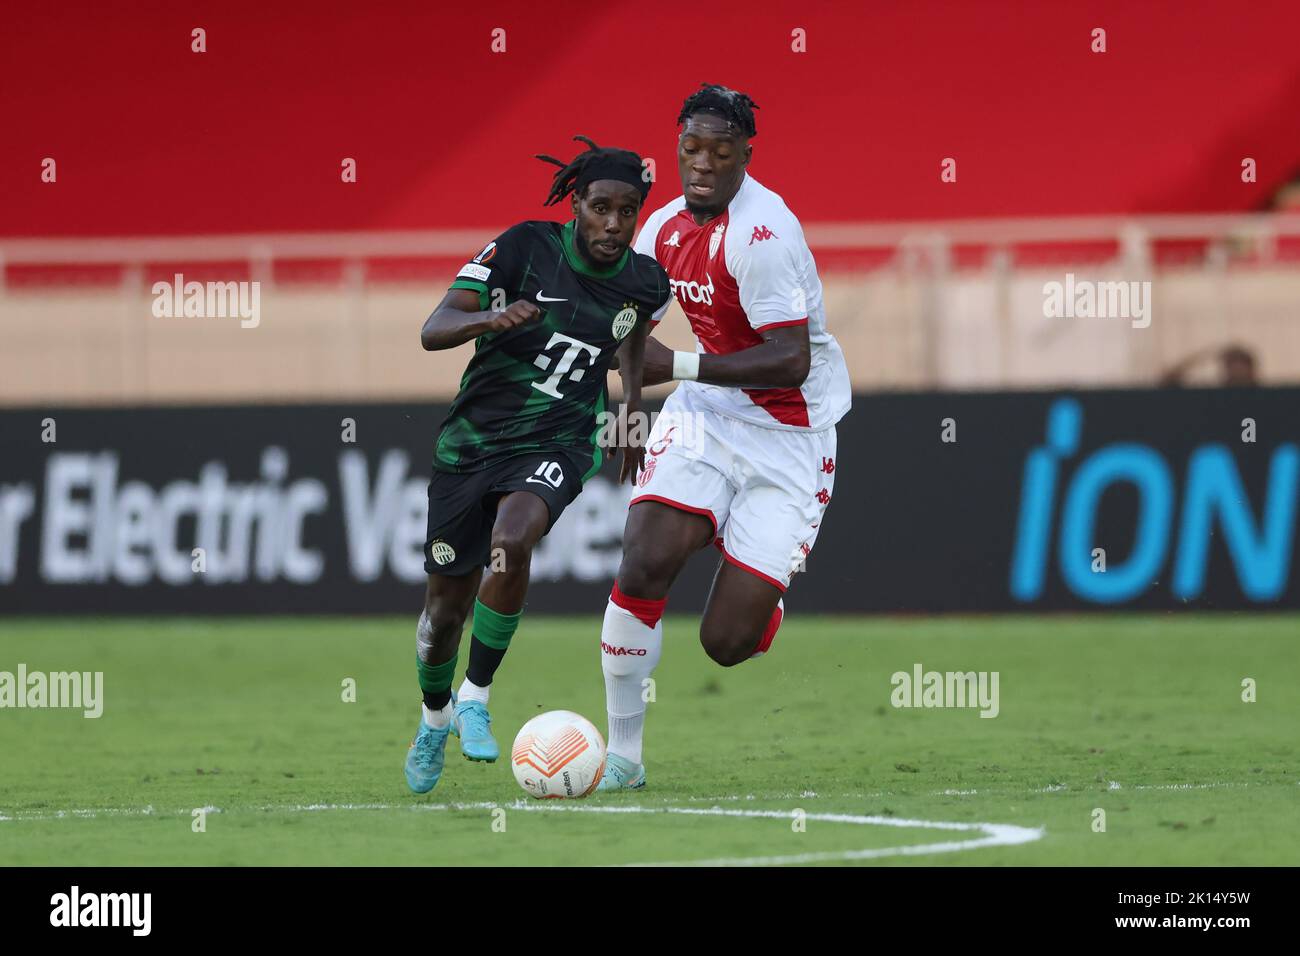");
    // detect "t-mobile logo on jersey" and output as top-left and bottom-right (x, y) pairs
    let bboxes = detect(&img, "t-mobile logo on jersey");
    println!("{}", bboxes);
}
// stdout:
(670, 274), (714, 307)
(532, 332), (601, 399)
